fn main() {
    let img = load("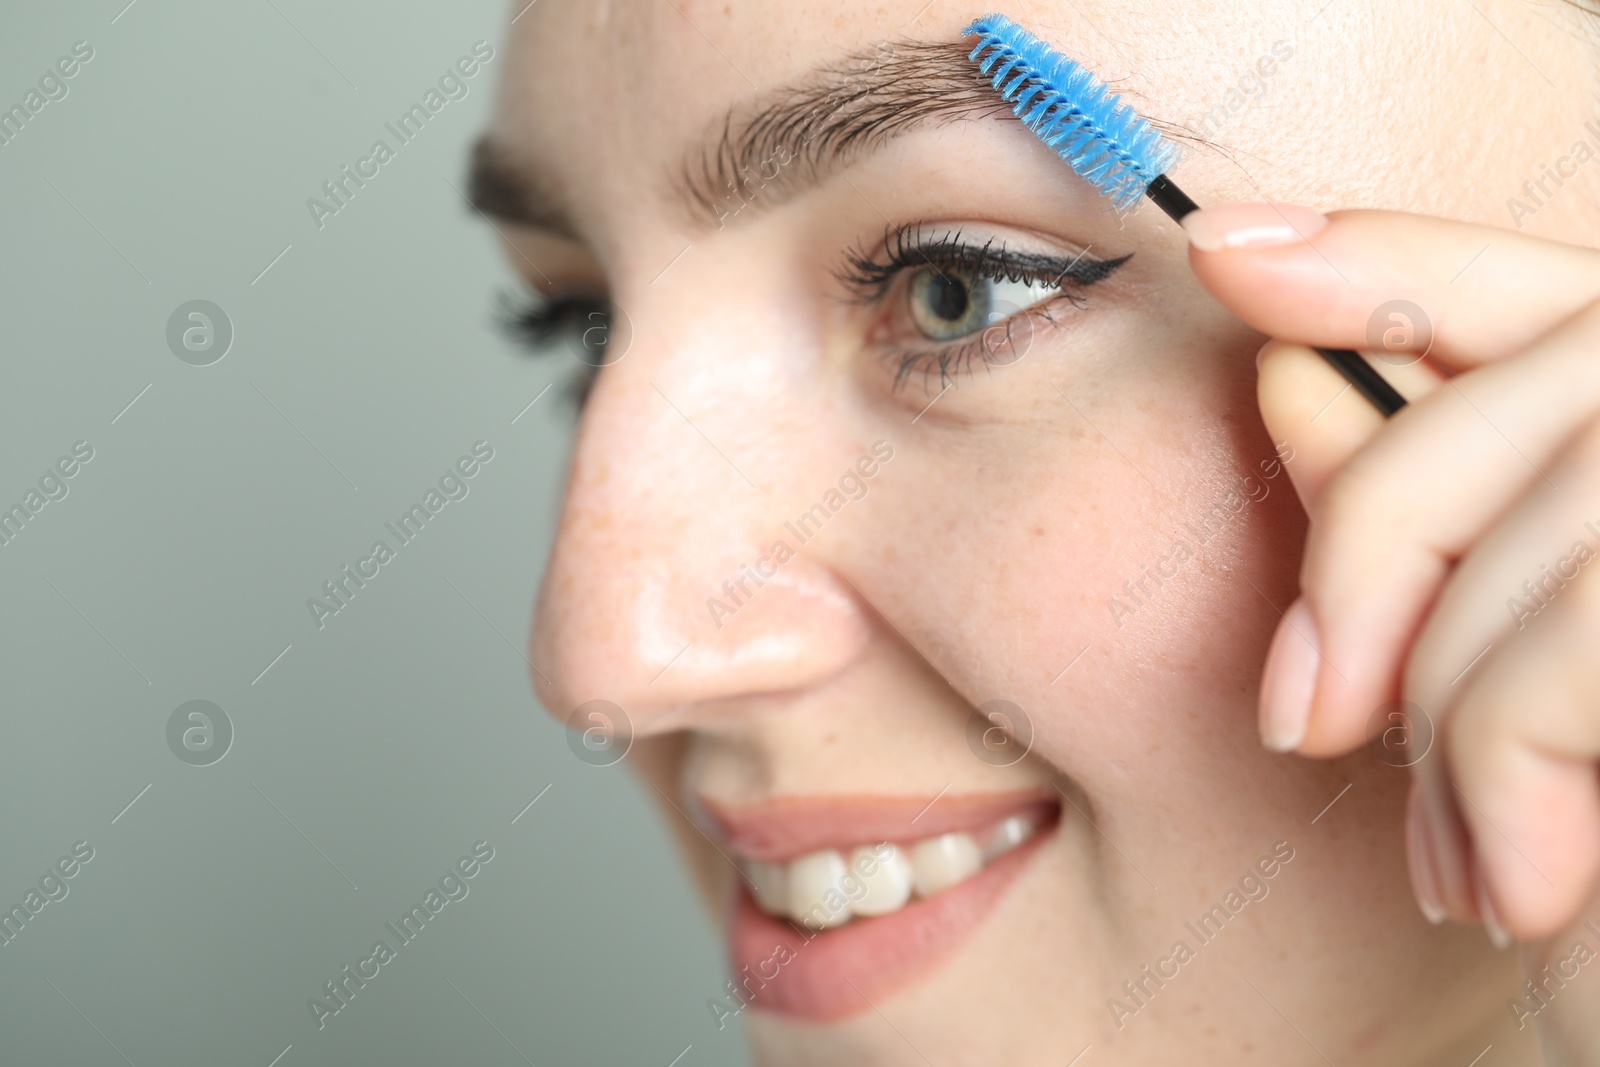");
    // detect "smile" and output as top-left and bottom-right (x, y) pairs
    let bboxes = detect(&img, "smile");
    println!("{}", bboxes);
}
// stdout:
(699, 790), (1059, 1020)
